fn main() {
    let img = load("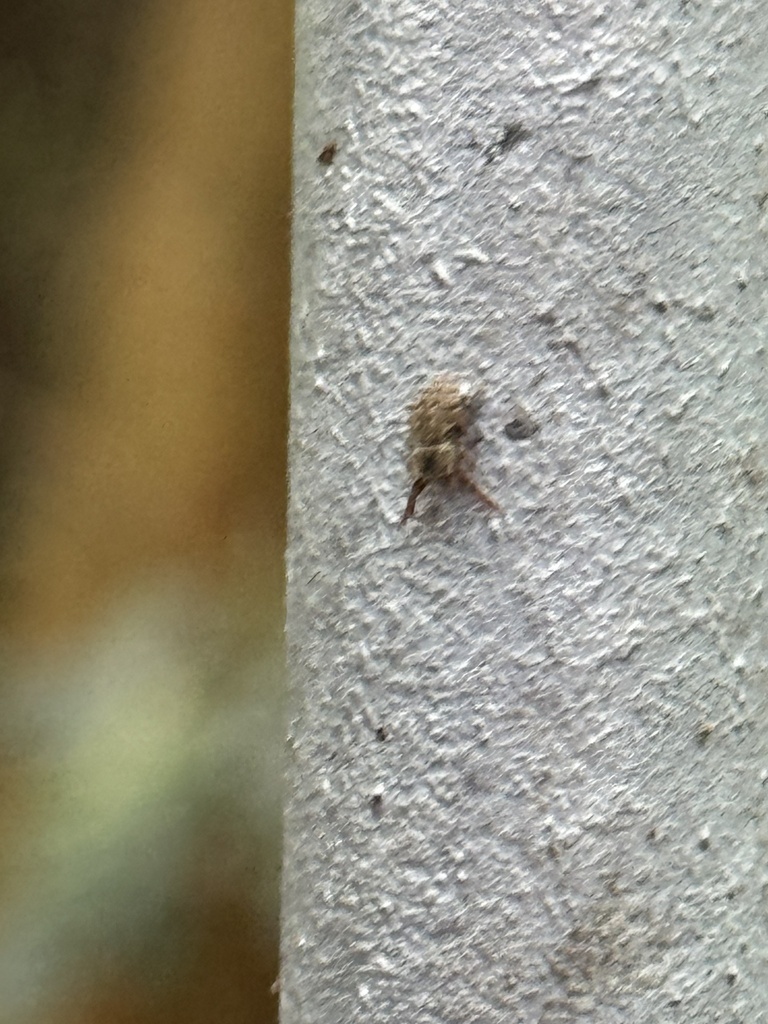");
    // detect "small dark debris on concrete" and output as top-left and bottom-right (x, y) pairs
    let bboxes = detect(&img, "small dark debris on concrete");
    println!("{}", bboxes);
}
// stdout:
(318, 141), (338, 165)
(696, 721), (716, 745)
(485, 121), (530, 163)
(499, 122), (530, 152)
(535, 308), (558, 327)
(505, 402), (539, 440)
